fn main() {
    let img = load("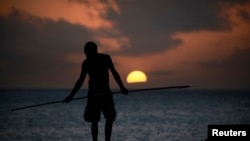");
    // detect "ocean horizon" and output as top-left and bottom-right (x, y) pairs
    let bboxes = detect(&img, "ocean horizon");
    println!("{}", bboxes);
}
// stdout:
(1, 89), (249, 141)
